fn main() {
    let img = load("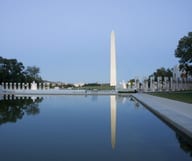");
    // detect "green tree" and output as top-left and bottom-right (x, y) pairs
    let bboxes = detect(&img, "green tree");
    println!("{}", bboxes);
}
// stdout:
(25, 66), (42, 82)
(0, 56), (43, 83)
(150, 67), (172, 81)
(175, 32), (192, 76)
(0, 57), (25, 82)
